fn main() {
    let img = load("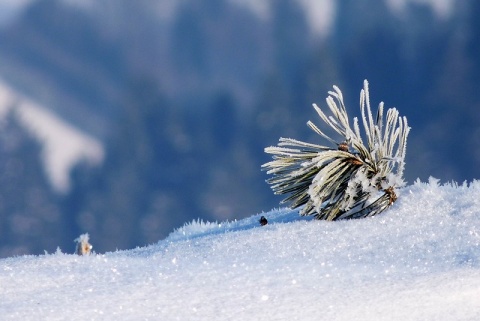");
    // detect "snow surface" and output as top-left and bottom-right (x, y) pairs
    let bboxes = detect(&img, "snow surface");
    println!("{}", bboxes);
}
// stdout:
(0, 178), (479, 320)
(0, 79), (104, 192)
